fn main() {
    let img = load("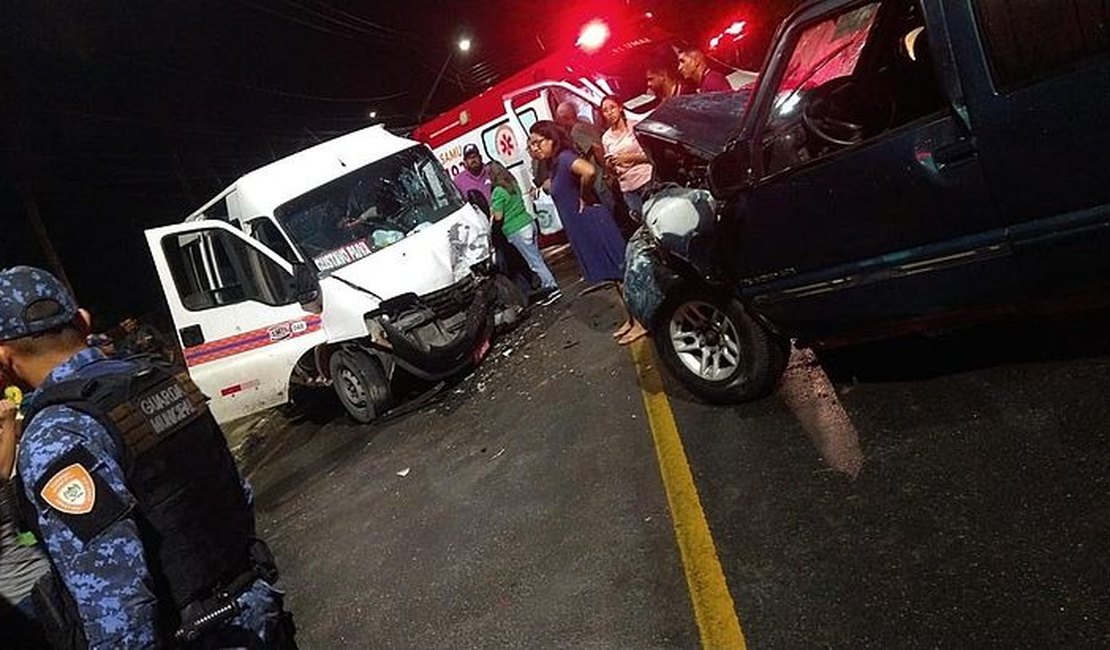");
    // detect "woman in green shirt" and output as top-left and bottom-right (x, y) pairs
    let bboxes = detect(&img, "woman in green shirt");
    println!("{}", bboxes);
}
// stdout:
(489, 164), (560, 301)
